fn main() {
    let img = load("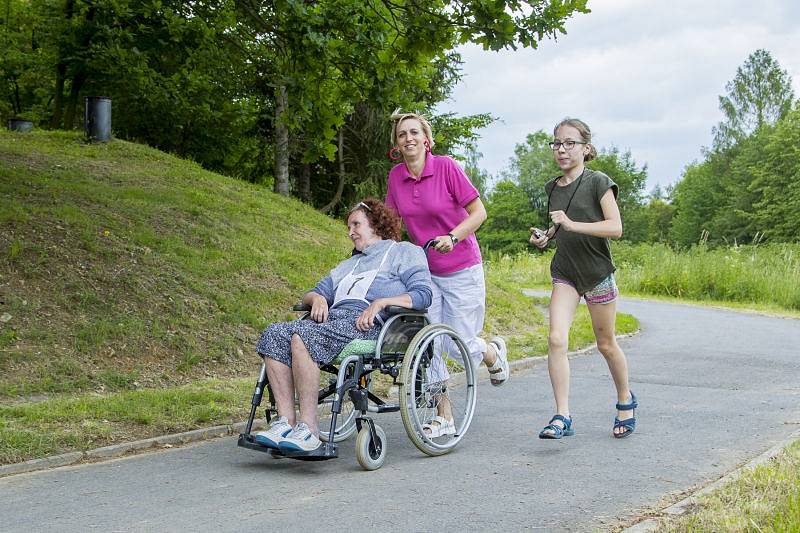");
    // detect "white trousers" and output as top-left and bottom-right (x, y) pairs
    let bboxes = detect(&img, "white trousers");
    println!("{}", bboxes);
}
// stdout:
(427, 263), (488, 382)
